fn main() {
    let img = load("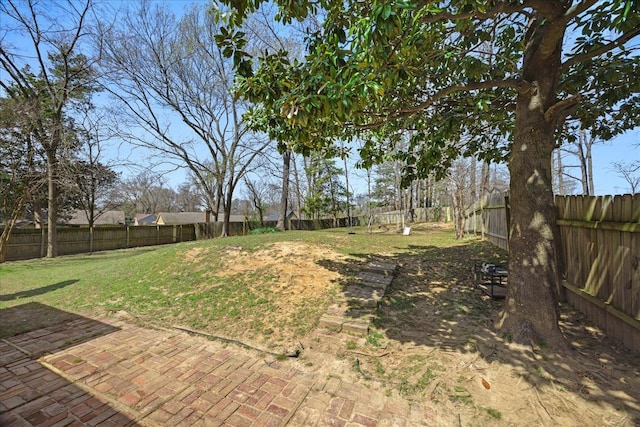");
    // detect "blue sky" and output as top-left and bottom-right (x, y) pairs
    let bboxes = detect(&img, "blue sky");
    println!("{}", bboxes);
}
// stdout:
(2, 0), (638, 198)
(589, 130), (639, 195)
(148, 0), (640, 197)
